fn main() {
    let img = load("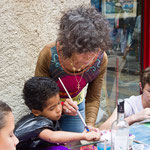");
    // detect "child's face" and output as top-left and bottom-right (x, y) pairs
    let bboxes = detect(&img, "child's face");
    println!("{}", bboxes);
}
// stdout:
(40, 93), (62, 121)
(0, 112), (19, 150)
(143, 83), (150, 105)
